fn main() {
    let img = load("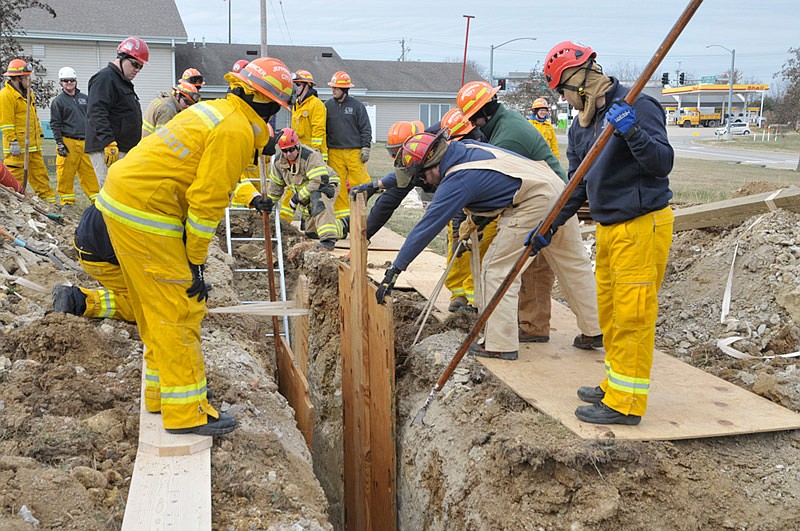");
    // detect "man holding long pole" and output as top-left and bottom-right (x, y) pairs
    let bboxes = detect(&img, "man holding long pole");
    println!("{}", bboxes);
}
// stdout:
(538, 41), (674, 426)
(0, 59), (56, 203)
